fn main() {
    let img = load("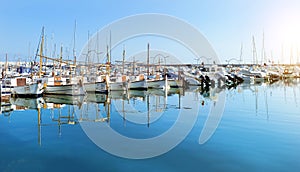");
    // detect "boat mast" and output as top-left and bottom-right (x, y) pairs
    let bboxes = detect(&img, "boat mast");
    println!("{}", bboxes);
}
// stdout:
(97, 29), (100, 64)
(270, 50), (274, 64)
(133, 56), (136, 75)
(73, 20), (77, 65)
(106, 30), (111, 77)
(261, 31), (265, 65)
(106, 45), (110, 76)
(109, 30), (112, 63)
(4, 53), (8, 78)
(86, 31), (90, 66)
(45, 35), (48, 67)
(122, 45), (125, 75)
(147, 43), (150, 77)
(239, 42), (243, 64)
(39, 27), (45, 78)
(252, 36), (257, 65)
(60, 44), (63, 77)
